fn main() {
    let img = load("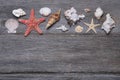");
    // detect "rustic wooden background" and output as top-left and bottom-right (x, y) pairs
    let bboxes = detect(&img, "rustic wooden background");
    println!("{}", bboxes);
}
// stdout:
(0, 0), (120, 79)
